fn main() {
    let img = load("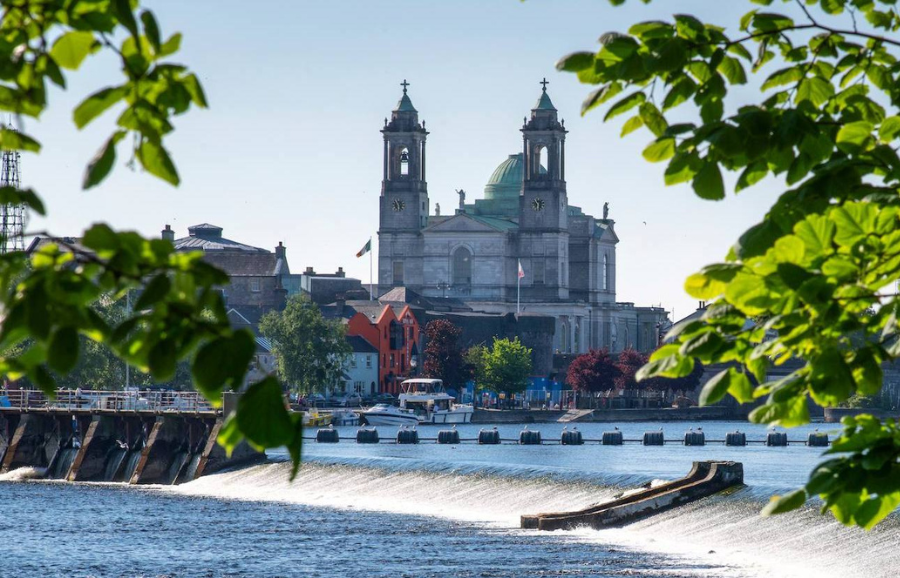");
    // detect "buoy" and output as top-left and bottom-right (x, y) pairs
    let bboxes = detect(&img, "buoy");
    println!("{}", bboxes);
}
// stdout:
(396, 428), (419, 444)
(561, 429), (583, 445)
(643, 431), (665, 446)
(601, 430), (623, 445)
(807, 432), (829, 447)
(766, 431), (788, 447)
(437, 429), (461, 444)
(356, 428), (380, 444)
(519, 429), (542, 445)
(316, 428), (340, 443)
(725, 431), (746, 446)
(478, 428), (501, 445)
(684, 430), (706, 446)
